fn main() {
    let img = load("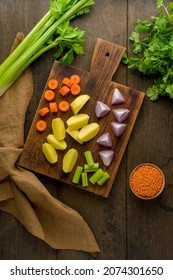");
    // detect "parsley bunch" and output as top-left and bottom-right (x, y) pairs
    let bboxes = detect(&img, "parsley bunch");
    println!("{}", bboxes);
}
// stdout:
(123, 0), (173, 100)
